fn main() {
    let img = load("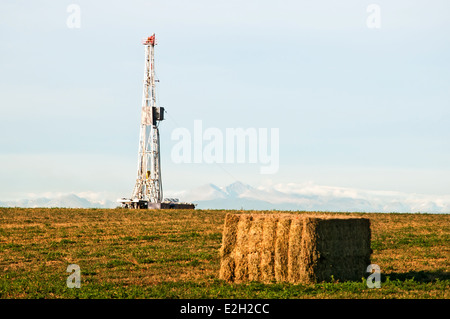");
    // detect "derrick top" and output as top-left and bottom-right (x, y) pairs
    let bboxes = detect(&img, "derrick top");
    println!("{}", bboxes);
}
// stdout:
(142, 33), (156, 46)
